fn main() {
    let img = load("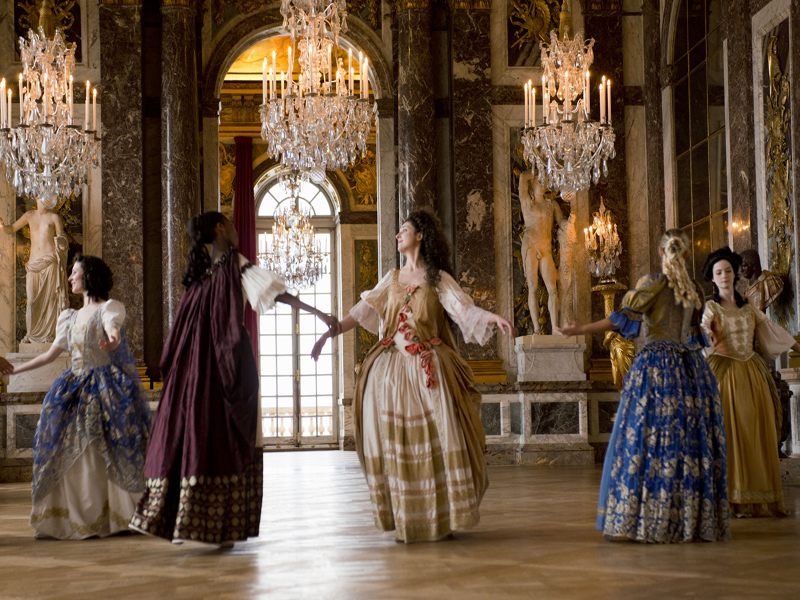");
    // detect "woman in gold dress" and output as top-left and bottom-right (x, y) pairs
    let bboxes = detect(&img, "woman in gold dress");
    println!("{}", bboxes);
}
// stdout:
(702, 247), (796, 517)
(312, 209), (516, 542)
